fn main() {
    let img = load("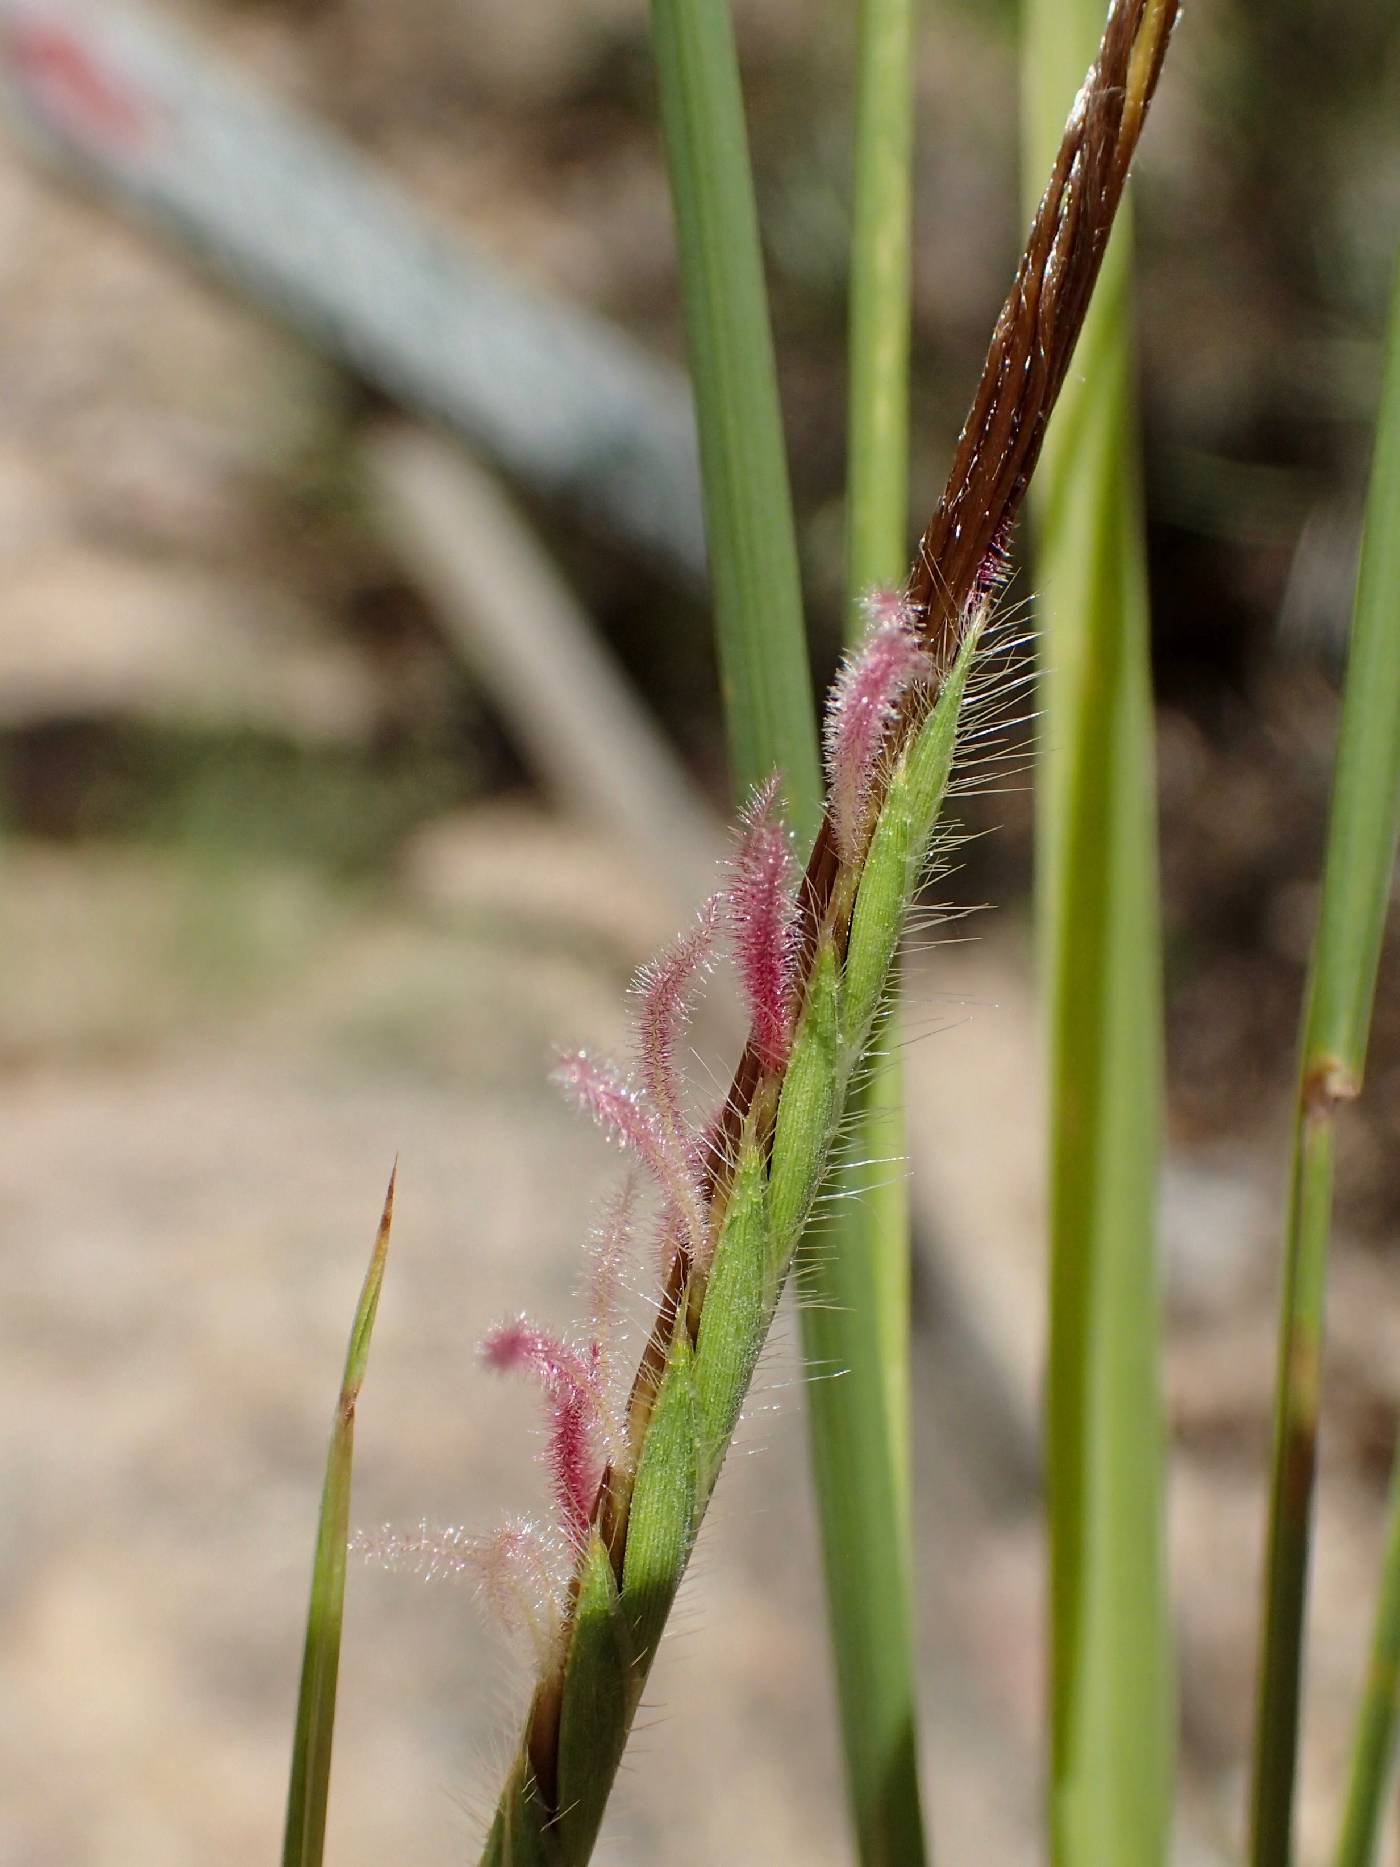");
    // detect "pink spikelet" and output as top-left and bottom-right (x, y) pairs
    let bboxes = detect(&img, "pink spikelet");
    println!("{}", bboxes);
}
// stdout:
(727, 777), (800, 1074)
(480, 1319), (606, 1543)
(824, 592), (933, 862)
(630, 897), (720, 1176)
(552, 1050), (709, 1264)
